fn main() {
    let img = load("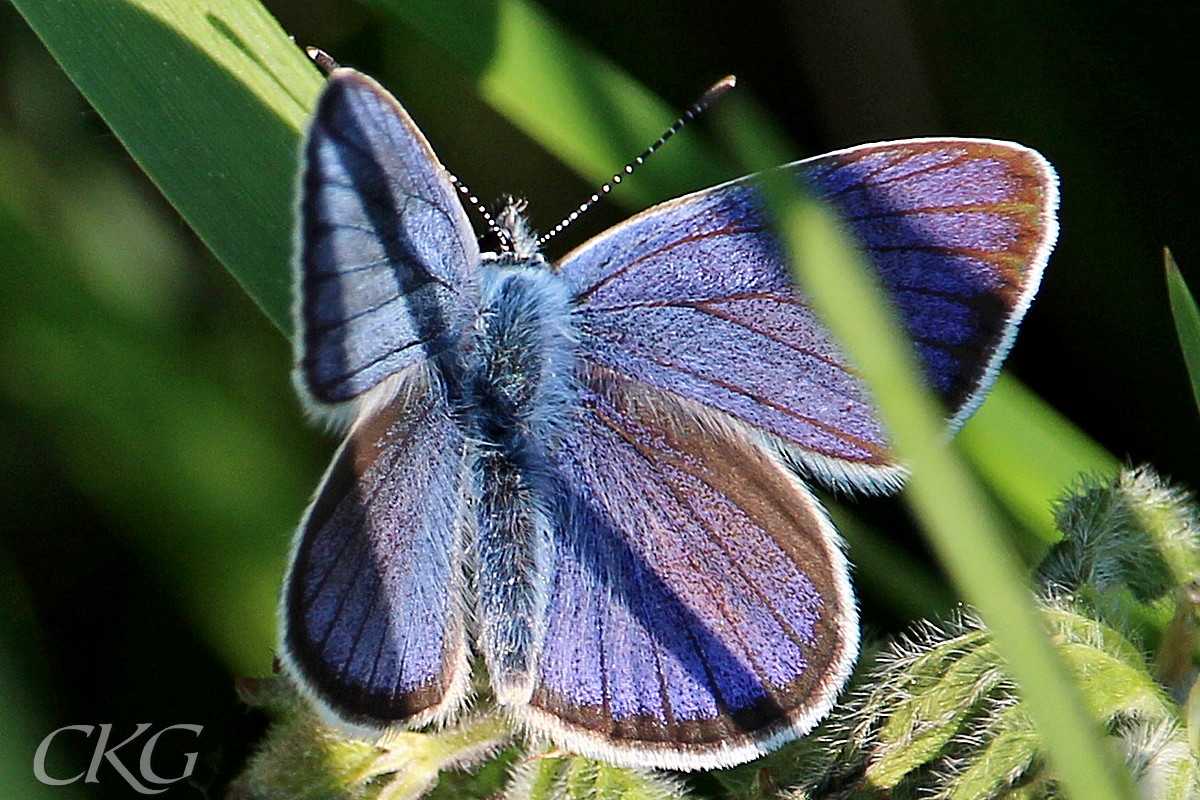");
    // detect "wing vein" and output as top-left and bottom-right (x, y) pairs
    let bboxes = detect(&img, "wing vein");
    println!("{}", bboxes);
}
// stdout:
(572, 221), (767, 303)
(590, 354), (886, 461)
(587, 397), (804, 707)
(820, 150), (980, 199)
(301, 395), (440, 616)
